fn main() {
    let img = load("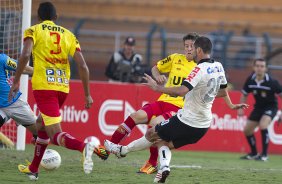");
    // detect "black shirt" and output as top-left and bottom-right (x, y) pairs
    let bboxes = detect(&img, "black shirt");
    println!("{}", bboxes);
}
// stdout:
(242, 73), (282, 108)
